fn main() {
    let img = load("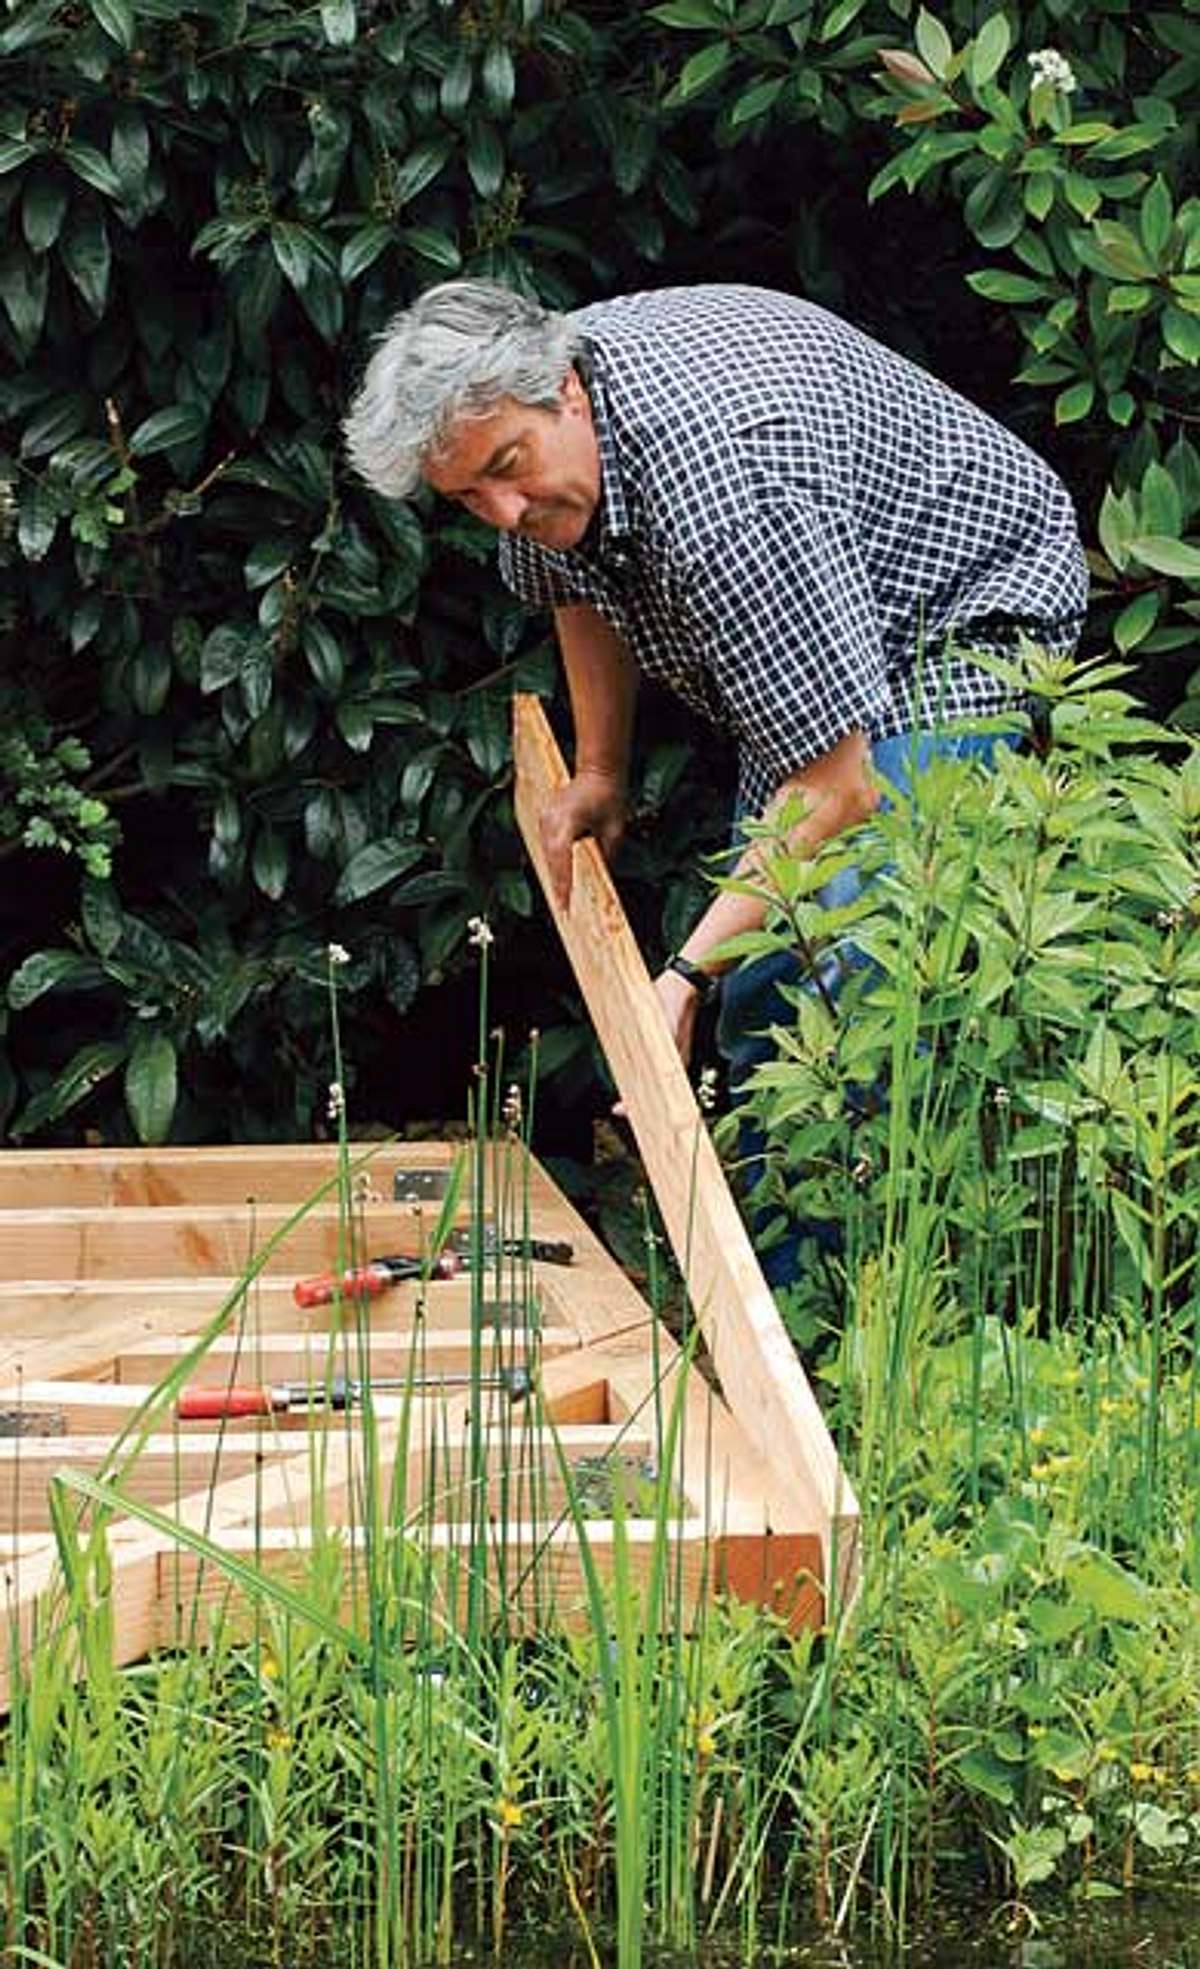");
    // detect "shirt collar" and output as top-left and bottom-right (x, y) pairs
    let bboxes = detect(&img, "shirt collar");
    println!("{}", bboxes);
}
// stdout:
(577, 339), (632, 553)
